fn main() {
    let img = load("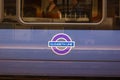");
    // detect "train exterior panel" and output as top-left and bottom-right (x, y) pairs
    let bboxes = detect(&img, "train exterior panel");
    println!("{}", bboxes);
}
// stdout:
(0, 0), (120, 77)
